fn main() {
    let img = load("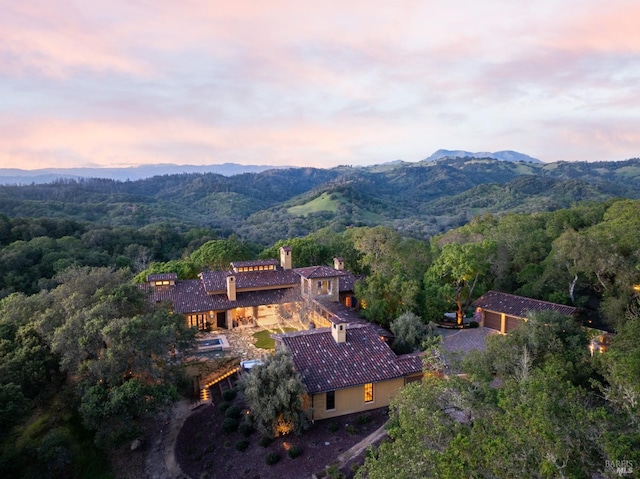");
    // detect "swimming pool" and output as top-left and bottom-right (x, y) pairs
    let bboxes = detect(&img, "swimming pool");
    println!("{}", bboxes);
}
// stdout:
(196, 335), (230, 352)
